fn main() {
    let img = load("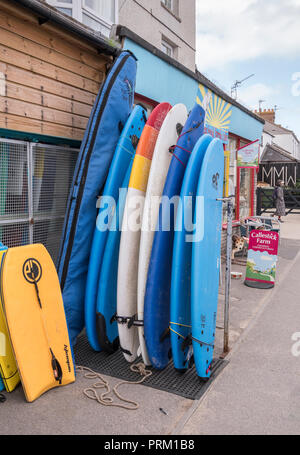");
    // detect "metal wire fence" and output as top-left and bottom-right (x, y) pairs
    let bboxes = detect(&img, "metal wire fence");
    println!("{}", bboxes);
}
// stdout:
(0, 138), (79, 263)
